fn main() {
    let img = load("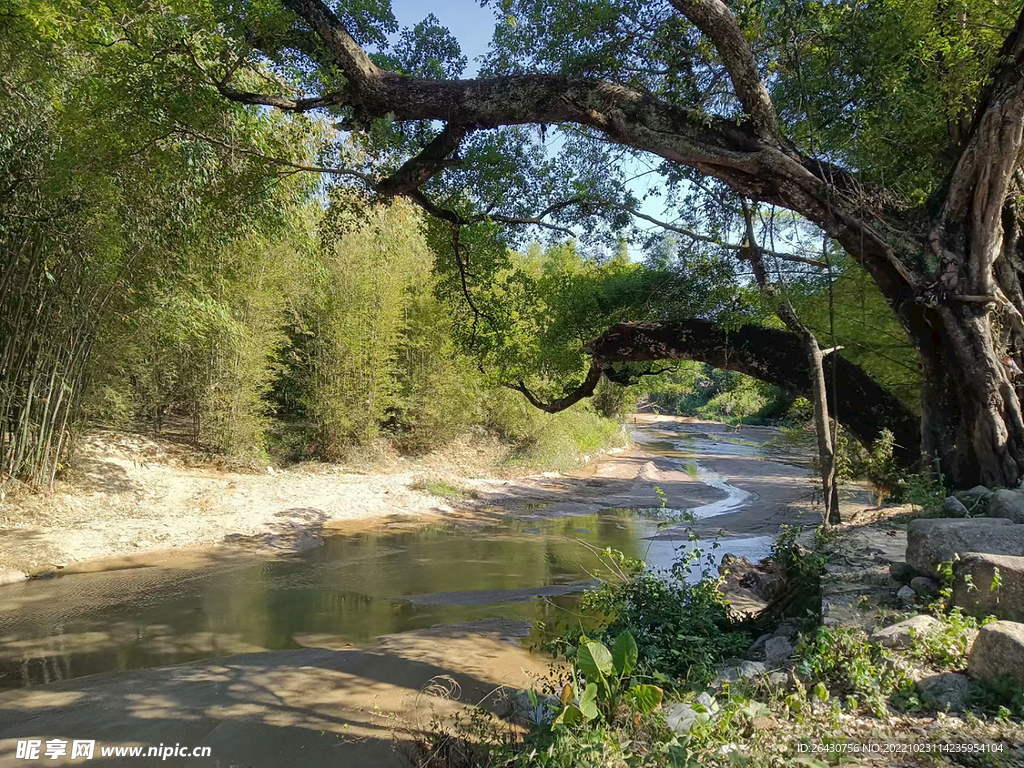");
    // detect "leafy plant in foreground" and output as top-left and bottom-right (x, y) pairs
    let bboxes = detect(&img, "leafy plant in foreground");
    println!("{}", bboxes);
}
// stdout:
(552, 630), (663, 727)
